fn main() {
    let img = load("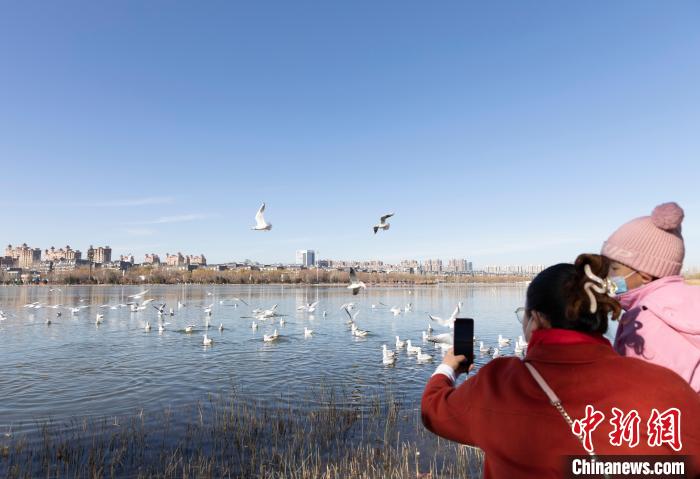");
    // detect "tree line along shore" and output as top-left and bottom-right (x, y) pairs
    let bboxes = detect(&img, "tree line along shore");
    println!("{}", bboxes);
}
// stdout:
(0, 266), (534, 286)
